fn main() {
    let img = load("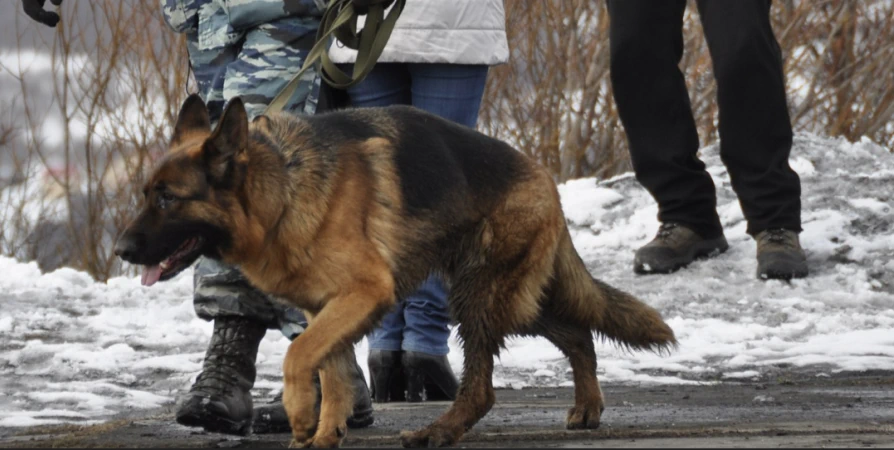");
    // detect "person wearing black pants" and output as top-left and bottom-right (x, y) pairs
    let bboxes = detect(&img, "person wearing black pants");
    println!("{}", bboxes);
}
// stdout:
(607, 0), (808, 280)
